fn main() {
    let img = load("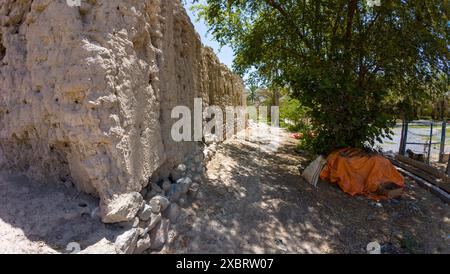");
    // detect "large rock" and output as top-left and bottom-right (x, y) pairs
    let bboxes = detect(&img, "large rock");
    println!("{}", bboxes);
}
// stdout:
(79, 238), (117, 254)
(138, 203), (153, 221)
(114, 228), (139, 254)
(150, 218), (169, 250)
(0, 0), (245, 222)
(149, 195), (170, 213)
(147, 212), (162, 231)
(134, 234), (152, 254)
(101, 192), (143, 223)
